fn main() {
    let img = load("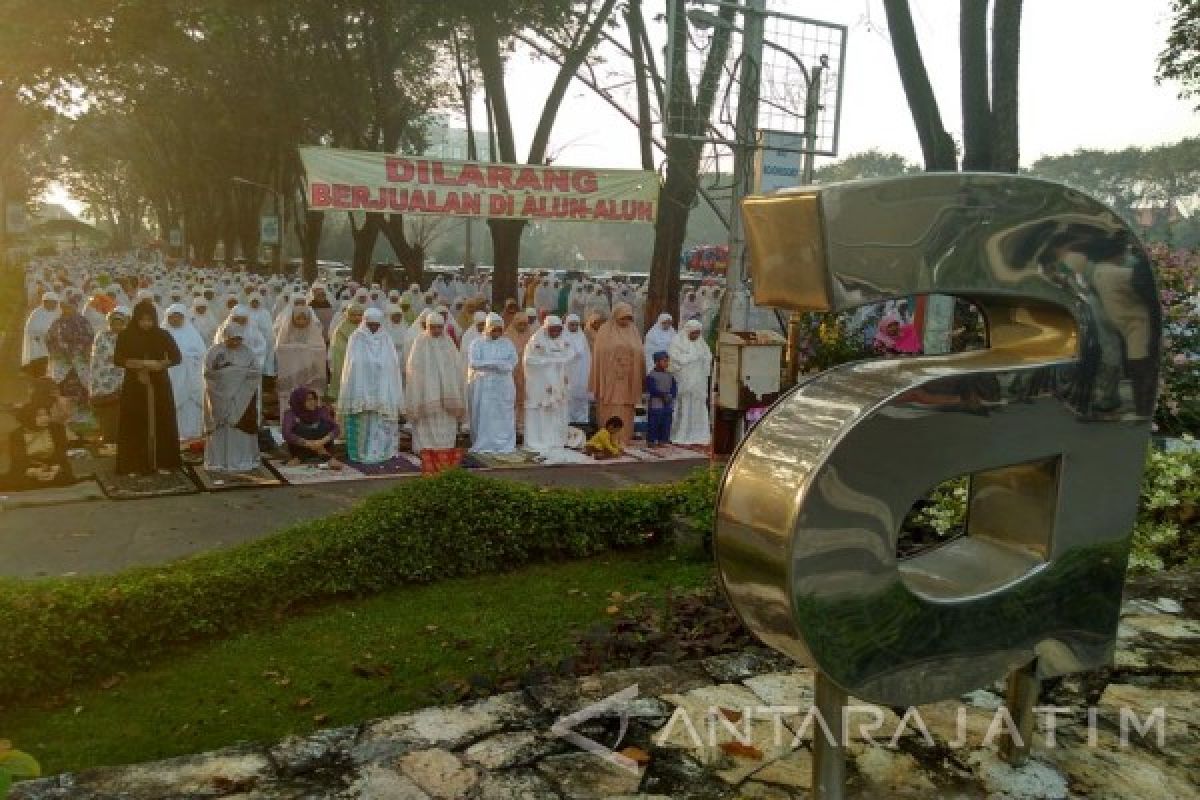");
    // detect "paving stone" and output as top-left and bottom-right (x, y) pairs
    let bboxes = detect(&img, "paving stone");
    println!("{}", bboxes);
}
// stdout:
(728, 781), (794, 799)
(745, 746), (812, 790)
(700, 650), (795, 683)
(42, 746), (272, 798)
(850, 745), (938, 796)
(353, 692), (533, 762)
(462, 731), (561, 770)
(1121, 614), (1200, 640)
(396, 749), (481, 799)
(655, 683), (796, 784)
(528, 665), (711, 716)
(1045, 742), (1199, 800)
(268, 726), (358, 777)
(1094, 683), (1199, 760)
(966, 751), (1068, 800)
(536, 752), (643, 800)
(339, 763), (431, 799)
(469, 769), (560, 799)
